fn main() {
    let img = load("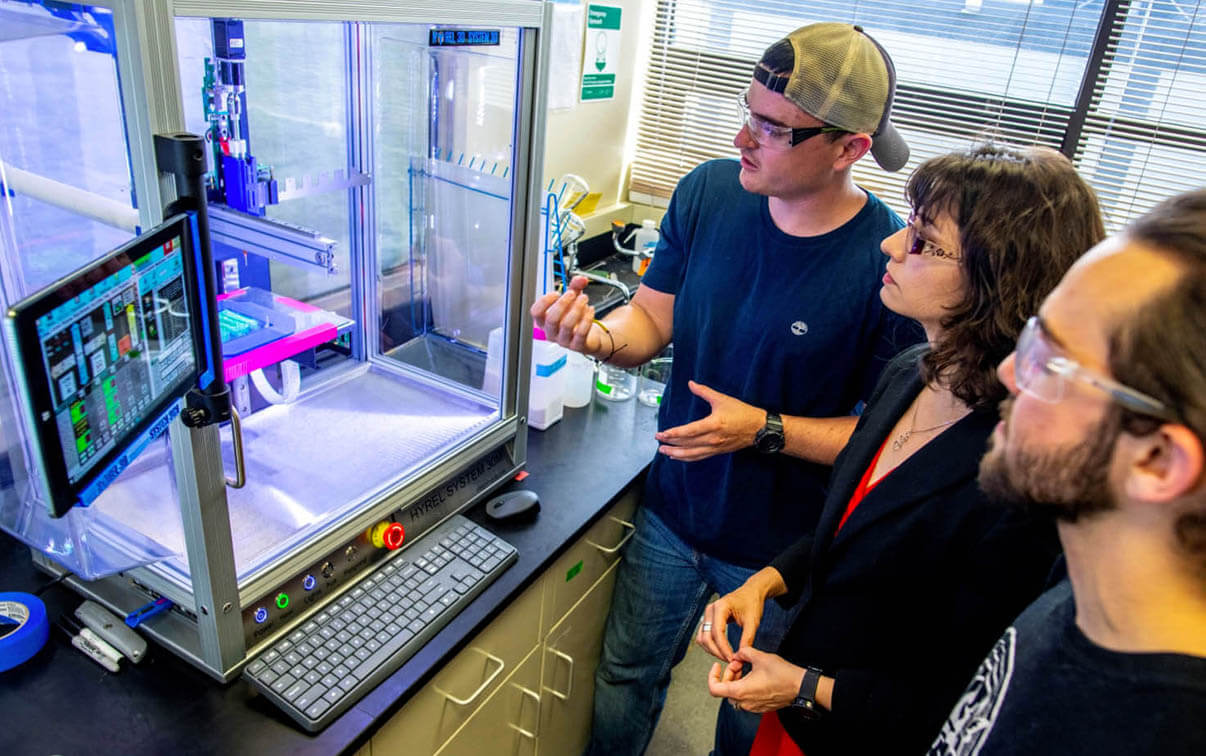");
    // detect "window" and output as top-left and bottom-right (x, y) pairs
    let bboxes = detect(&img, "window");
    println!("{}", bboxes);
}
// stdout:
(629, 0), (1205, 232)
(1070, 1), (1206, 231)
